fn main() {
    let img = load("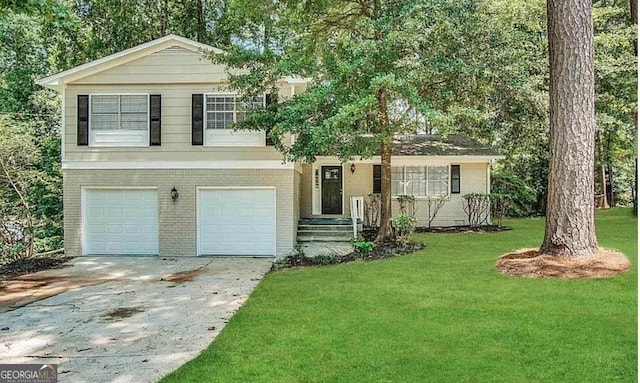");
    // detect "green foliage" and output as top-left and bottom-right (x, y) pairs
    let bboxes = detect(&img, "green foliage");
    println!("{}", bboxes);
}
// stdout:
(351, 238), (374, 254)
(491, 169), (538, 217)
(212, 0), (511, 159)
(391, 213), (417, 244)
